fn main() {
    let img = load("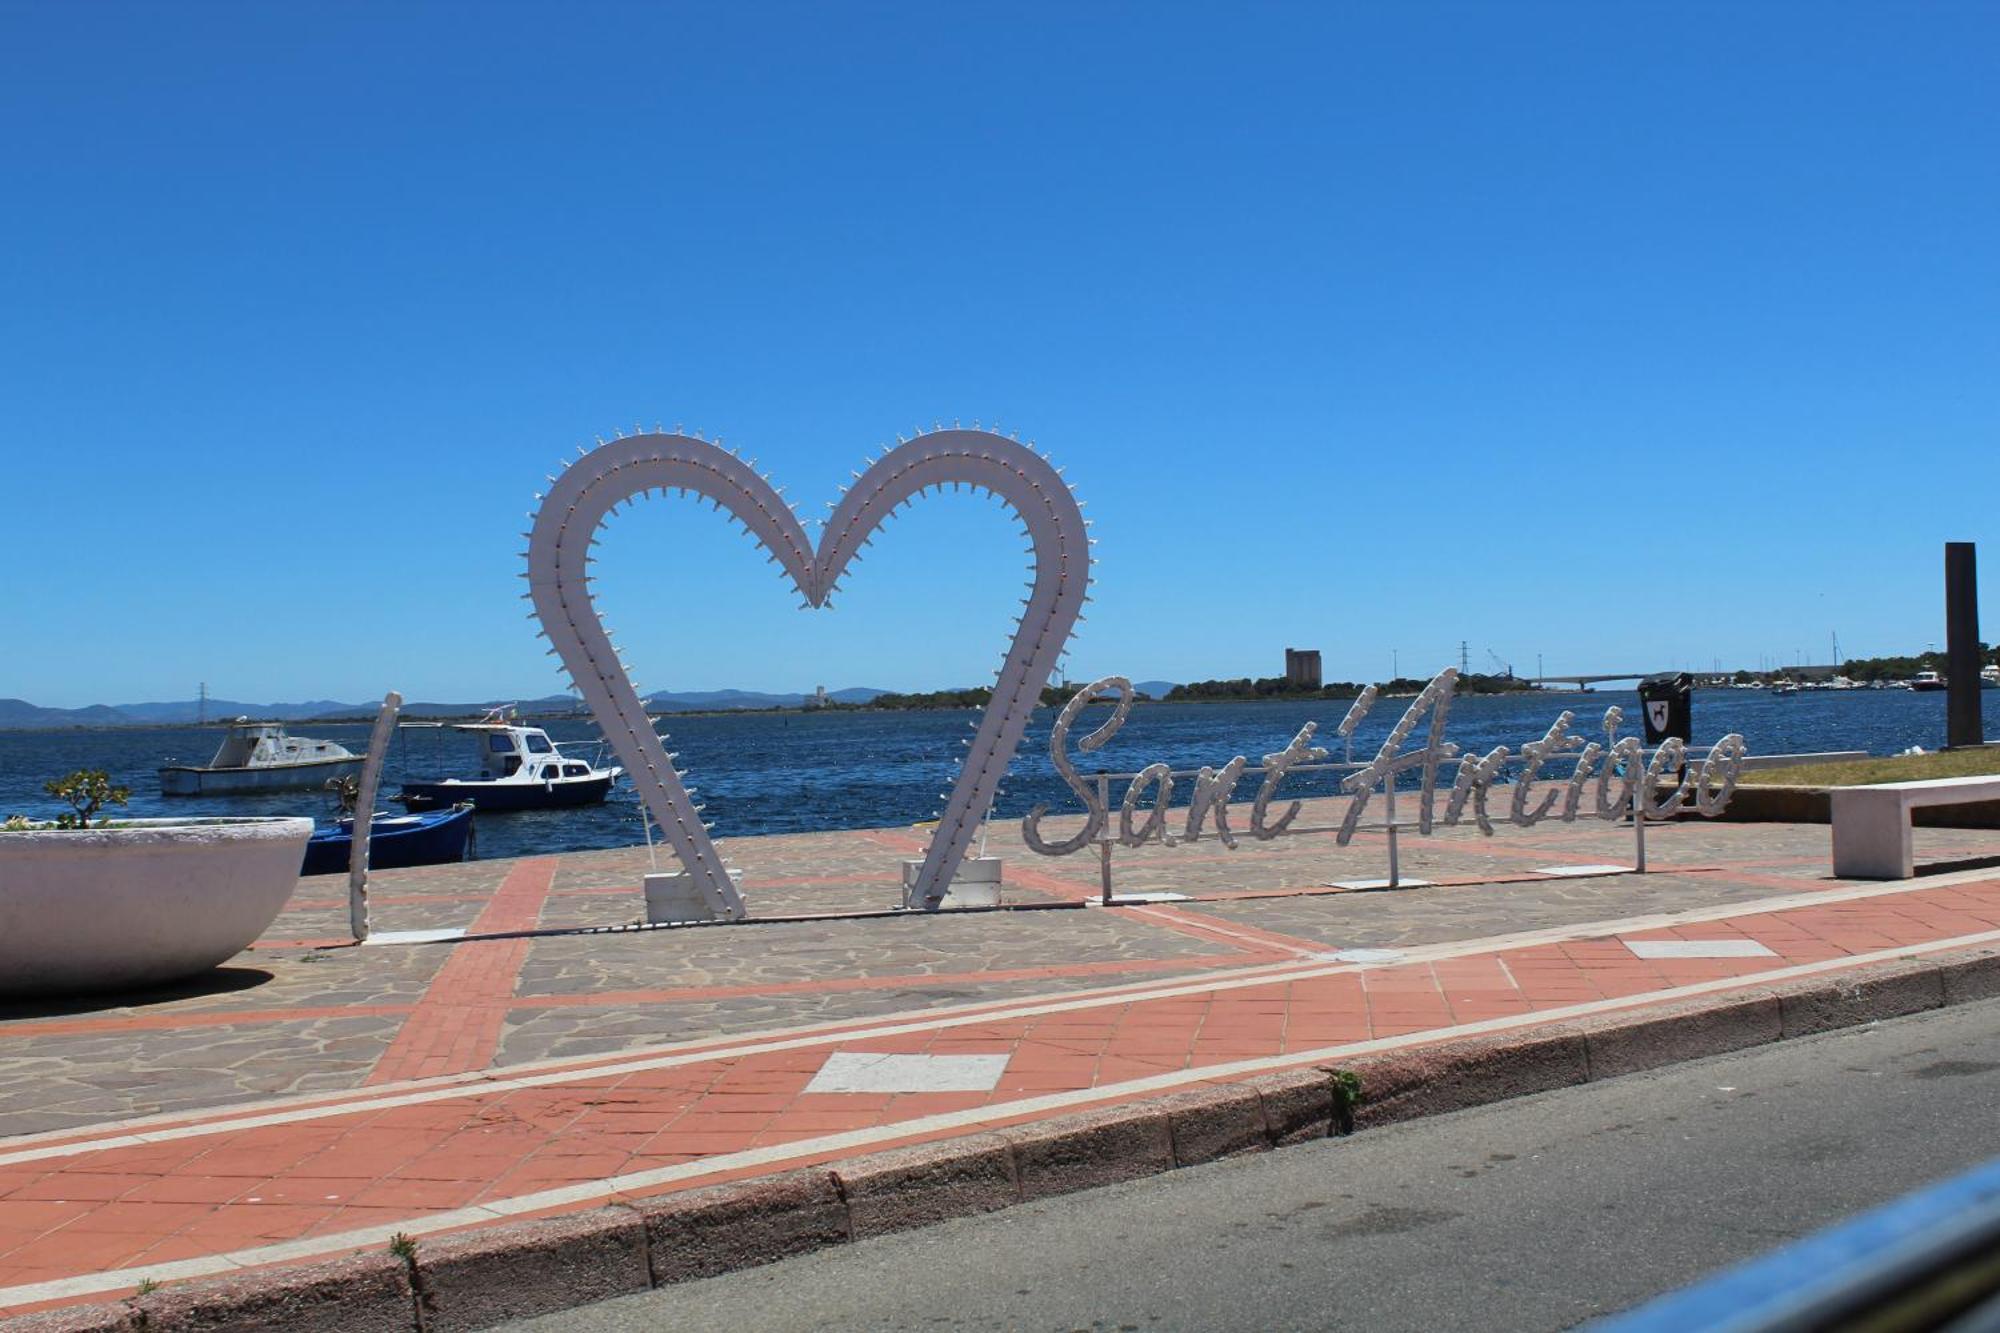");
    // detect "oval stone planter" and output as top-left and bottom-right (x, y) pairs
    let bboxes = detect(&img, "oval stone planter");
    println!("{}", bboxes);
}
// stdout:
(0, 816), (312, 996)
